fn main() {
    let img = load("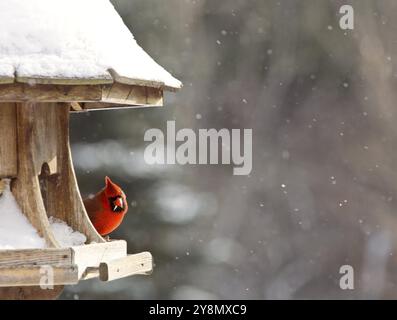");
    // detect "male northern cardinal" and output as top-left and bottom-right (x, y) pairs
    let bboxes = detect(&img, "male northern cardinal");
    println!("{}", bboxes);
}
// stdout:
(84, 177), (128, 236)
